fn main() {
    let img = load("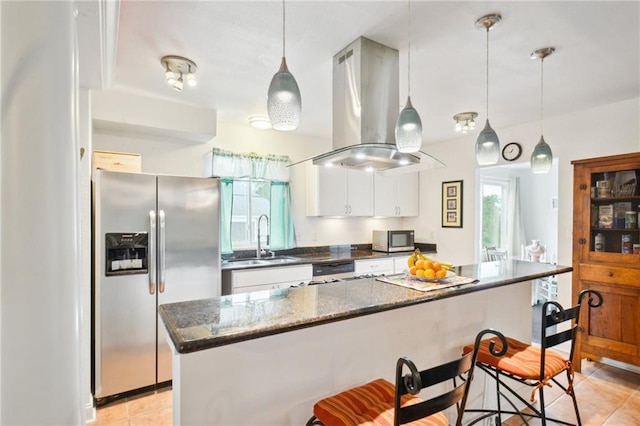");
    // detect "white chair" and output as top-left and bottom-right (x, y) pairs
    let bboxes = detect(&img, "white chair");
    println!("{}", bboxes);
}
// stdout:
(485, 247), (508, 261)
